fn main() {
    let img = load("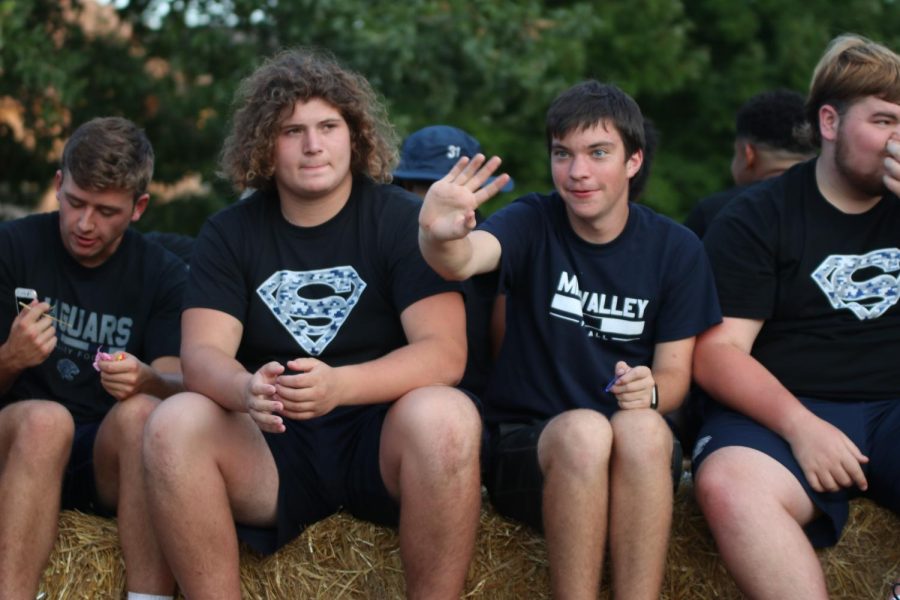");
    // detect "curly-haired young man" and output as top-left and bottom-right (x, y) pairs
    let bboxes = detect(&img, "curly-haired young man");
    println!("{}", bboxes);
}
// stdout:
(143, 48), (496, 599)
